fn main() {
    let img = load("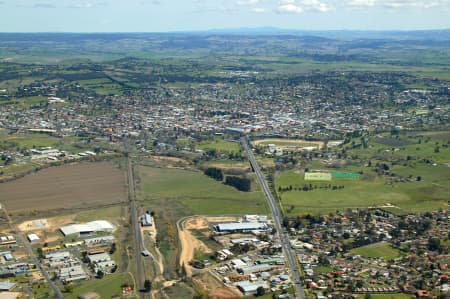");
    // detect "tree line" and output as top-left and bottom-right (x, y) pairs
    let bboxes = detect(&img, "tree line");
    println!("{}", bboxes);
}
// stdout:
(204, 167), (251, 192)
